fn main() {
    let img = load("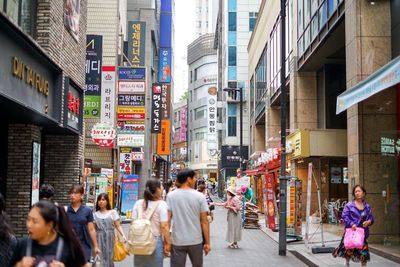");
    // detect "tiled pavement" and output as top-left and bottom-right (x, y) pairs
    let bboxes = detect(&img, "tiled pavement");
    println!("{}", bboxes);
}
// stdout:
(116, 206), (306, 267)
